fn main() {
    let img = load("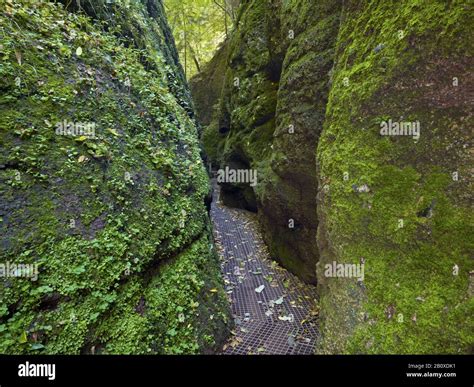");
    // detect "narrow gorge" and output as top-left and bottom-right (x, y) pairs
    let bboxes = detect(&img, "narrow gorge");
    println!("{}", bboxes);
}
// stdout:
(0, 0), (472, 357)
(191, 0), (473, 354)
